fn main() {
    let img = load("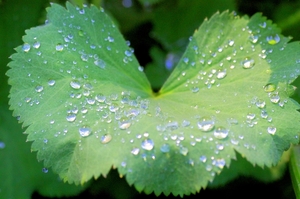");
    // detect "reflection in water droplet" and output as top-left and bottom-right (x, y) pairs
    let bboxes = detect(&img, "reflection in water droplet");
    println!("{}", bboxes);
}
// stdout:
(267, 126), (276, 135)
(214, 126), (229, 139)
(160, 144), (170, 153)
(266, 34), (280, 45)
(141, 138), (154, 151)
(22, 43), (31, 52)
(241, 57), (255, 69)
(101, 134), (112, 144)
(56, 43), (64, 51)
(79, 126), (91, 137)
(198, 117), (215, 132)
